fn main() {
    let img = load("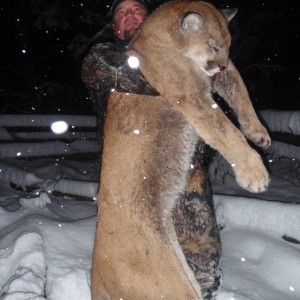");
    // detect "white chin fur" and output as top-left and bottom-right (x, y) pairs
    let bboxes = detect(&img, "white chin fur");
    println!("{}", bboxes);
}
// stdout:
(200, 66), (220, 77)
